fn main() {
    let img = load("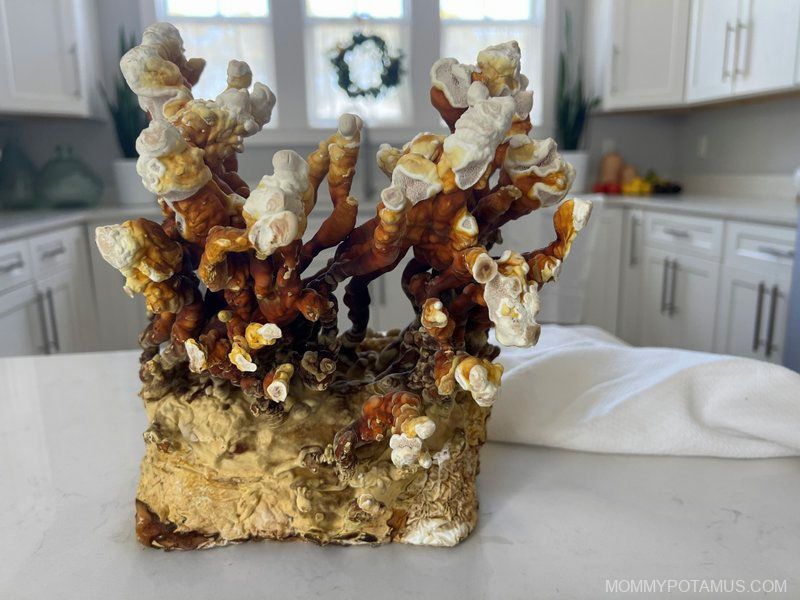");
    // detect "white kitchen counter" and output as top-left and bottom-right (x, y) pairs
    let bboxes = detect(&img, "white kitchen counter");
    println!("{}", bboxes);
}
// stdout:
(1, 192), (797, 245)
(1, 350), (797, 599)
(601, 194), (799, 227)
